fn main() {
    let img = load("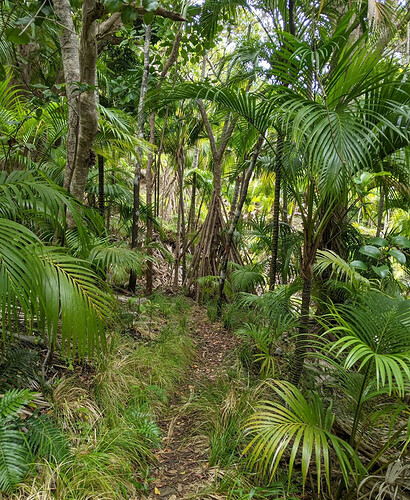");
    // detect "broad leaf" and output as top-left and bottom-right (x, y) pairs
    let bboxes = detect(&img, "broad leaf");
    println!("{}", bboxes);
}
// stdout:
(143, 0), (159, 11)
(389, 249), (406, 265)
(121, 5), (138, 24)
(359, 245), (381, 259)
(372, 265), (390, 278)
(367, 237), (388, 247)
(350, 260), (368, 271)
(104, 0), (125, 12)
(392, 236), (410, 249)
(4, 28), (30, 45)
